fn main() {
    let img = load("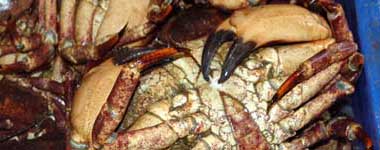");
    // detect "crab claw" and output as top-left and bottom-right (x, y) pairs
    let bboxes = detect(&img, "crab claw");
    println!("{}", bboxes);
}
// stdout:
(201, 30), (236, 81)
(201, 4), (332, 83)
(219, 39), (257, 83)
